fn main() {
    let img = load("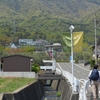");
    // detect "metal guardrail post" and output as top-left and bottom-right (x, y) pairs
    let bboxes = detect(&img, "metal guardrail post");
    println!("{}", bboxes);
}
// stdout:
(74, 79), (79, 92)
